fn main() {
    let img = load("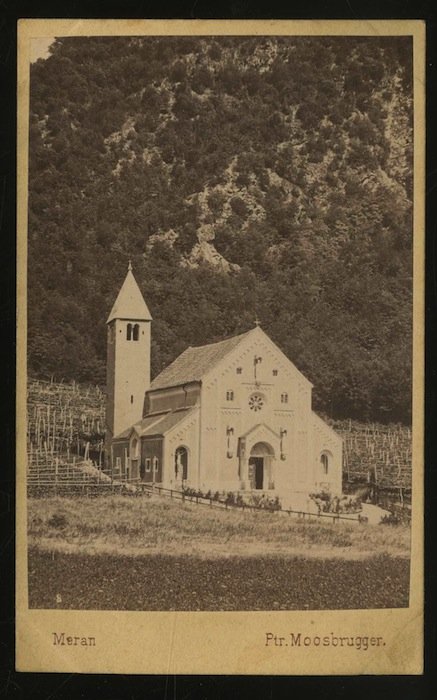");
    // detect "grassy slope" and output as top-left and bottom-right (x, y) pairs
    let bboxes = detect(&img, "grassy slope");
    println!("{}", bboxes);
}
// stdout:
(28, 495), (410, 560)
(27, 495), (410, 609)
